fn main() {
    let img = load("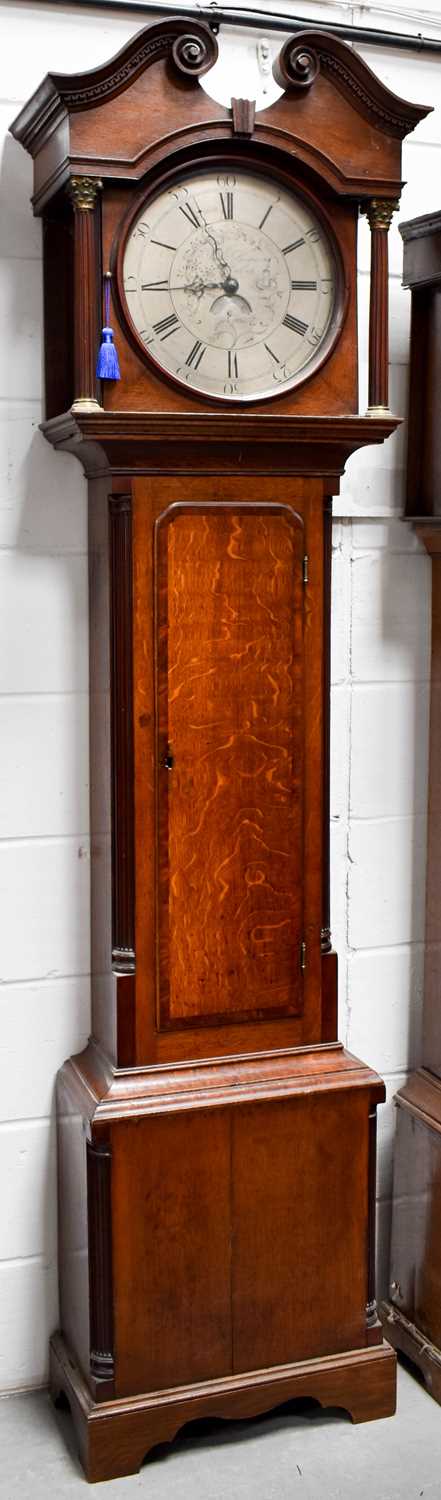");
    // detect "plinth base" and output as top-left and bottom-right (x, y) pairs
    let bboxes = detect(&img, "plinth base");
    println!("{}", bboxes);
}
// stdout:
(50, 1331), (396, 1484)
